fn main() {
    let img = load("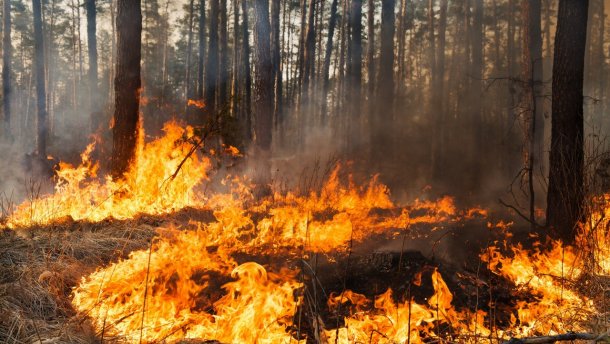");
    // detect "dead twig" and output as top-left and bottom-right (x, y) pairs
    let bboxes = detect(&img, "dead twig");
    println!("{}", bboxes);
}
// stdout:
(502, 331), (610, 344)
